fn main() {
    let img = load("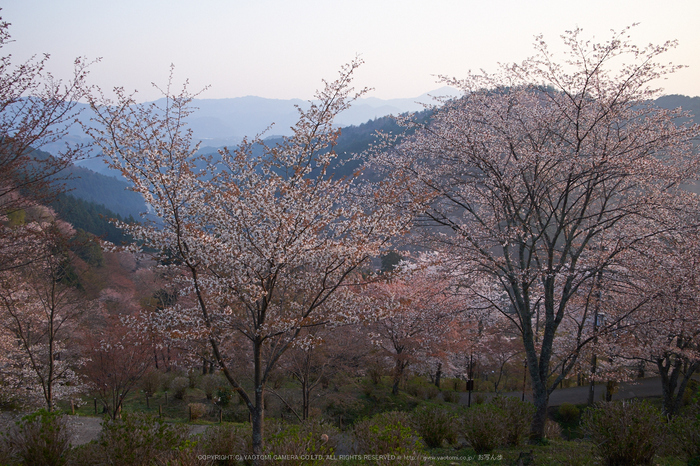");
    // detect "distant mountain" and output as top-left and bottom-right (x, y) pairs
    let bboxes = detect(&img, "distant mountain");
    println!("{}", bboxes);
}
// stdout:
(41, 87), (460, 174)
(61, 162), (146, 219)
(35, 92), (700, 219)
(655, 95), (700, 121)
(182, 86), (459, 143)
(24, 147), (148, 219)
